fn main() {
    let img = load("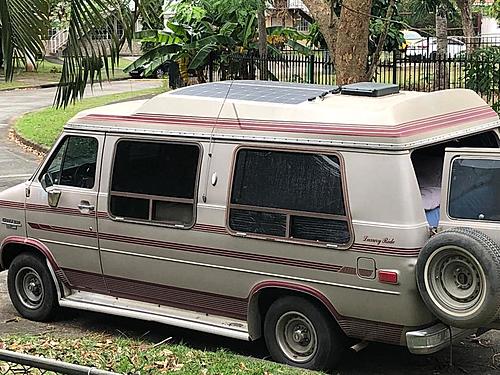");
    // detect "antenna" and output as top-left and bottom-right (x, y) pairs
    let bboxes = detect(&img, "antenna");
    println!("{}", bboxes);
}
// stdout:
(202, 80), (235, 203)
